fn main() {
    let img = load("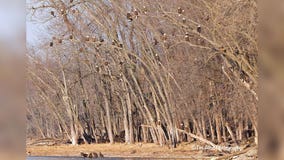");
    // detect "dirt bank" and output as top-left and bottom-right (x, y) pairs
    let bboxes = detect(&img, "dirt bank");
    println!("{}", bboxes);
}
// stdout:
(26, 142), (257, 159)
